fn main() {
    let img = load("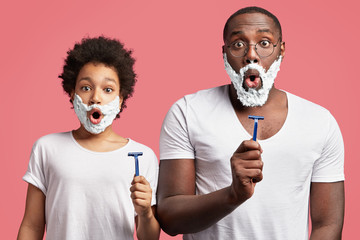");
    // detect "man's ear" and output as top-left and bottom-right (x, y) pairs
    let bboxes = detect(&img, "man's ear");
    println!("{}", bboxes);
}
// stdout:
(280, 41), (285, 59)
(222, 45), (225, 54)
